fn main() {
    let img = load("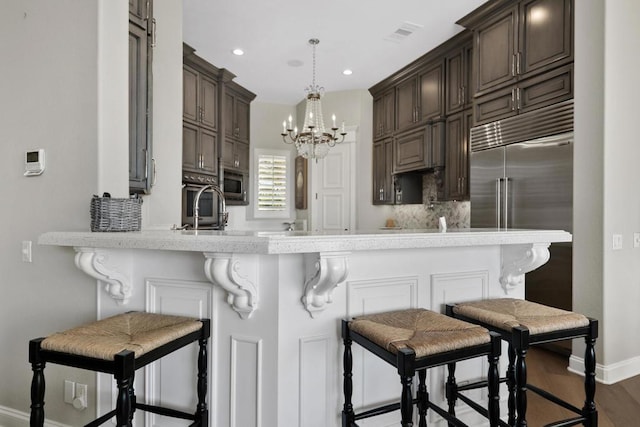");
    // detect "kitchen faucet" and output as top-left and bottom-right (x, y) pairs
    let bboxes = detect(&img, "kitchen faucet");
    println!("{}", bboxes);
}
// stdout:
(193, 184), (228, 231)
